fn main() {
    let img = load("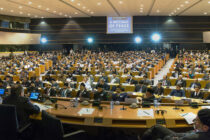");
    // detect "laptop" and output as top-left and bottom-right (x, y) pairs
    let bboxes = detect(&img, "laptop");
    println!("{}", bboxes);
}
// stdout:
(30, 92), (40, 101)
(0, 89), (5, 95)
